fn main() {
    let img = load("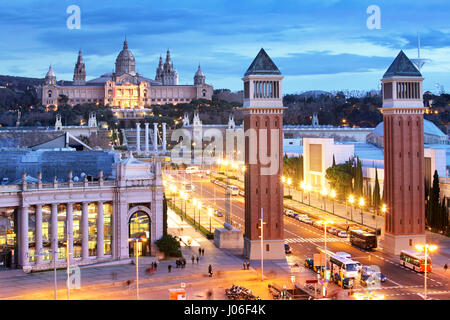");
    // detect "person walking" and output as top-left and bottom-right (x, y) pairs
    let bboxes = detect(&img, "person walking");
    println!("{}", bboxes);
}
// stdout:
(243, 261), (246, 270)
(198, 247), (202, 256)
(208, 264), (213, 277)
(246, 261), (250, 270)
(168, 264), (172, 273)
(444, 263), (448, 272)
(154, 262), (158, 271)
(191, 255), (195, 264)
(202, 248), (205, 256)
(196, 256), (199, 264)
